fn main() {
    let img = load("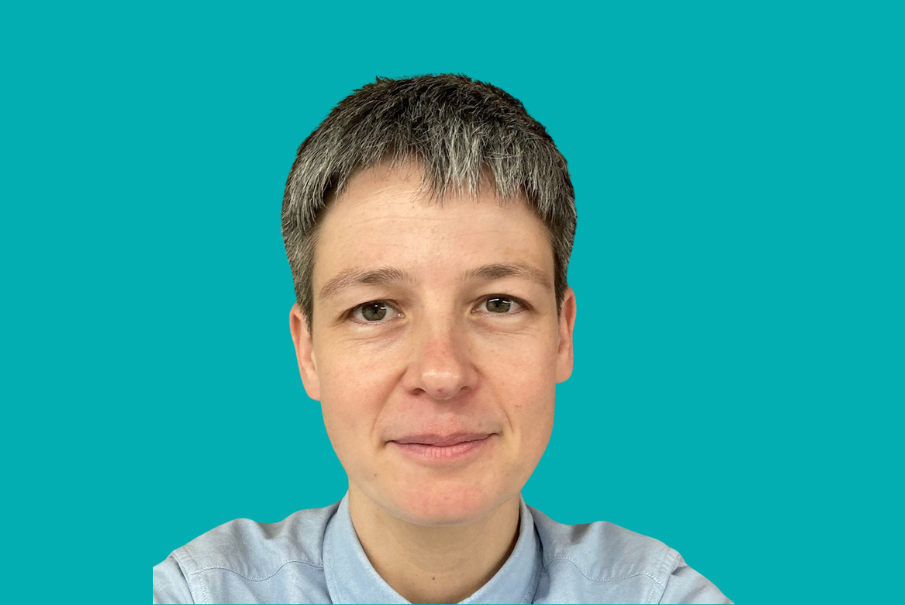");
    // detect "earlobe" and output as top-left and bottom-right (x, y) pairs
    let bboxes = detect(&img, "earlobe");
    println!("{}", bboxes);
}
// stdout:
(289, 303), (321, 401)
(556, 287), (577, 383)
